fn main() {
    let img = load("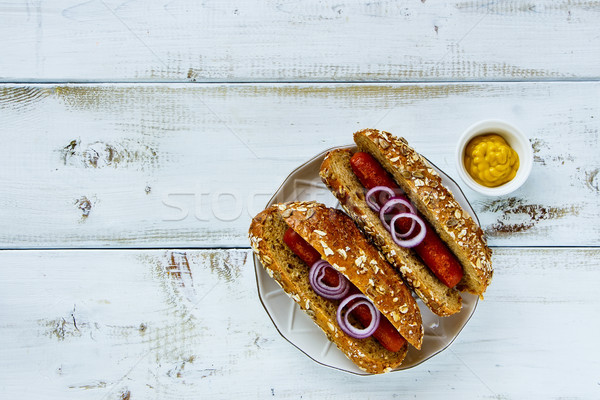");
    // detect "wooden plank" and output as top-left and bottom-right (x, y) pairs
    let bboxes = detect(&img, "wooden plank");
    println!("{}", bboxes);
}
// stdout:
(0, 82), (598, 248)
(0, 248), (598, 399)
(0, 1), (599, 82)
